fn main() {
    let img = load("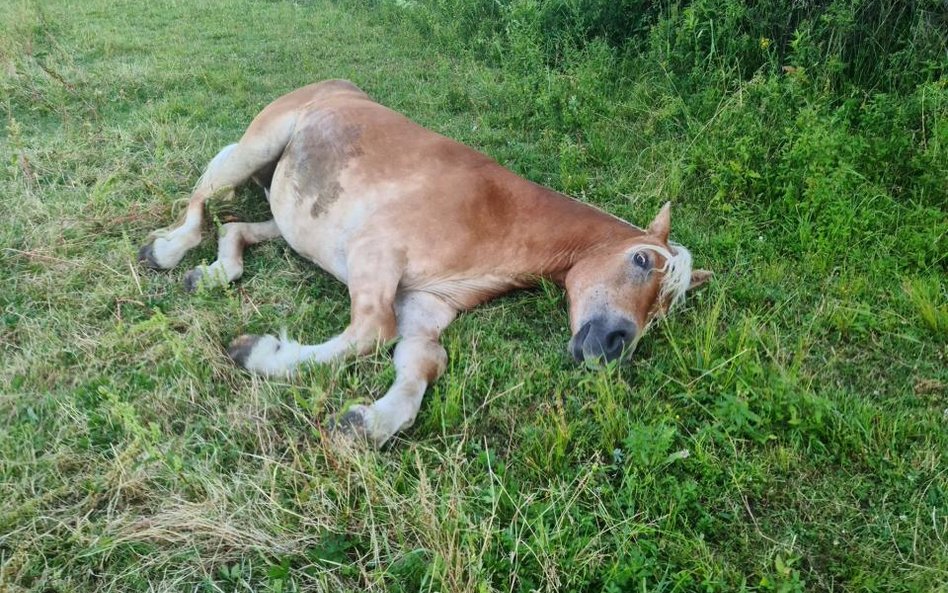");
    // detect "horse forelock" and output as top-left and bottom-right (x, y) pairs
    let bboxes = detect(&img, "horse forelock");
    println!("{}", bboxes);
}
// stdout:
(628, 241), (693, 312)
